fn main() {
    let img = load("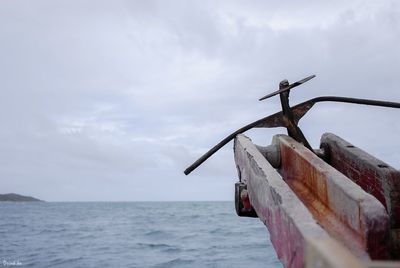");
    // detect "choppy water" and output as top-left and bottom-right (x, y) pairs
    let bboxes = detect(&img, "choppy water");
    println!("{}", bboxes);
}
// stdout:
(0, 202), (282, 267)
